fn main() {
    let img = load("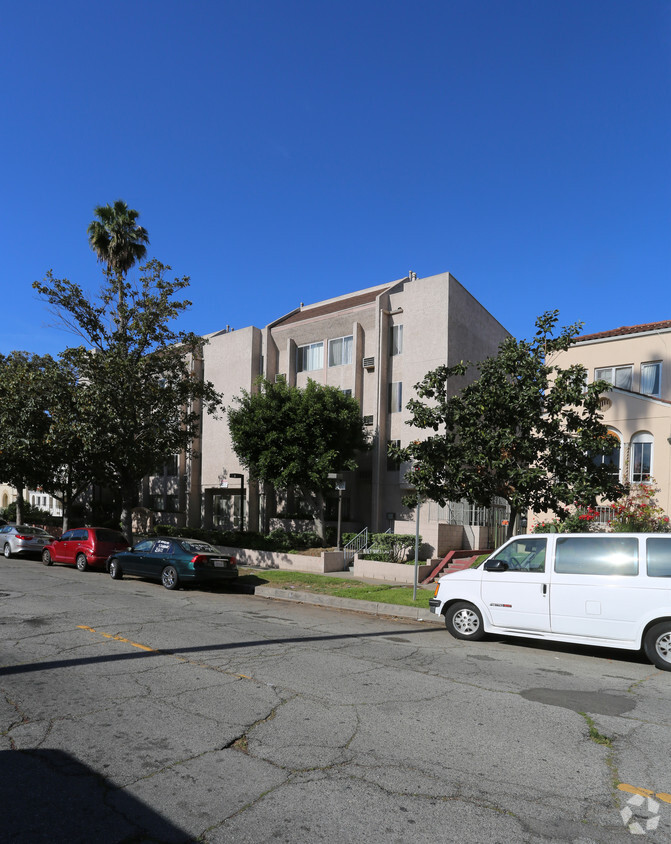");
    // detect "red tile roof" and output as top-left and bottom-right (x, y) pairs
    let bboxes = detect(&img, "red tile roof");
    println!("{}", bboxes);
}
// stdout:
(577, 320), (671, 342)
